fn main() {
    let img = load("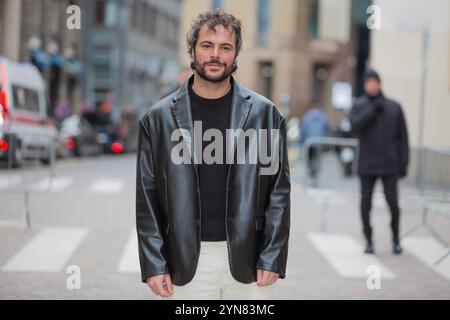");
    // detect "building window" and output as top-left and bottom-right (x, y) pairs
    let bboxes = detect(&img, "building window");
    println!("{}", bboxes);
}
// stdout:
(211, 0), (224, 10)
(258, 62), (273, 100)
(95, 0), (118, 27)
(257, 0), (270, 47)
(308, 0), (319, 38)
(311, 64), (329, 104)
